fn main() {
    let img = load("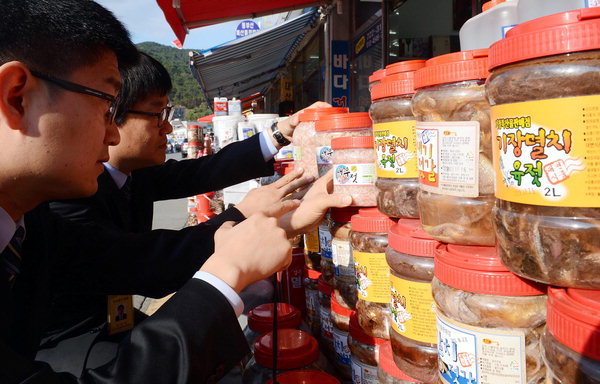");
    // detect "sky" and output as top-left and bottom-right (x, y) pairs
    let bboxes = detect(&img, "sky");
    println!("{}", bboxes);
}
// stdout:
(95, 0), (240, 50)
